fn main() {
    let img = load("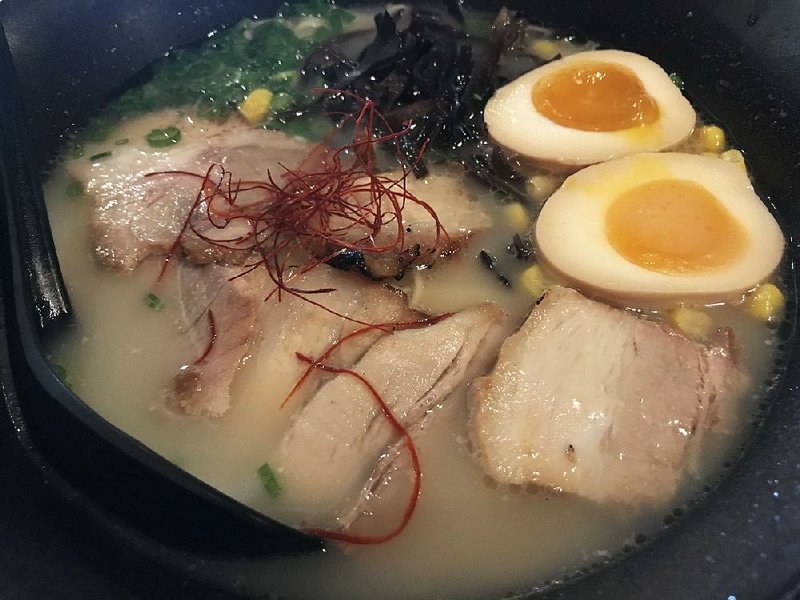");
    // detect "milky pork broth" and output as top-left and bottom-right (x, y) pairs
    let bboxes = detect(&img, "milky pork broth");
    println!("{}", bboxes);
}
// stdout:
(43, 3), (787, 599)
